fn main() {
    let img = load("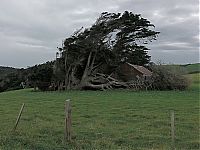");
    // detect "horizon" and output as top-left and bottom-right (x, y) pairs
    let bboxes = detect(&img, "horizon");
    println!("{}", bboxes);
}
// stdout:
(1, 61), (200, 70)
